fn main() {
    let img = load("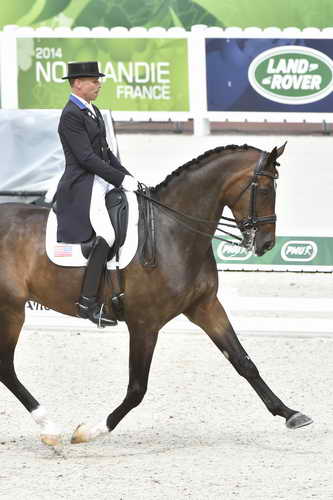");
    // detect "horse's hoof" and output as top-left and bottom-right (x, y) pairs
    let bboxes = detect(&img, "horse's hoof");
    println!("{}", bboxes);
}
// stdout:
(71, 423), (90, 444)
(41, 433), (62, 447)
(286, 412), (313, 429)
